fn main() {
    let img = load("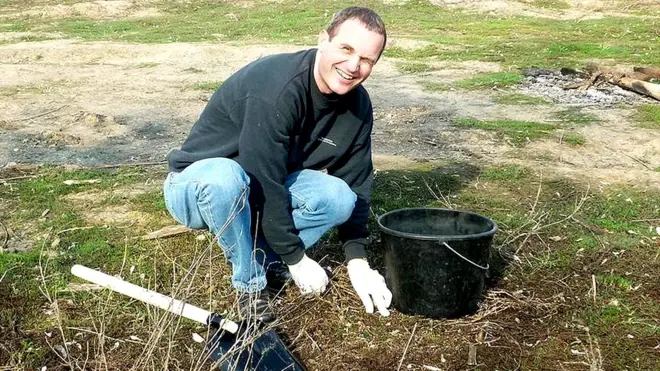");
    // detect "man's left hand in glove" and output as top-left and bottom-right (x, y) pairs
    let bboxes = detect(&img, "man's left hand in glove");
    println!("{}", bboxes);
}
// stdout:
(347, 258), (392, 316)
